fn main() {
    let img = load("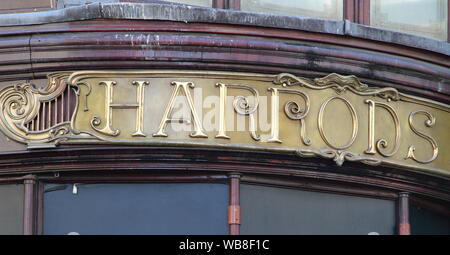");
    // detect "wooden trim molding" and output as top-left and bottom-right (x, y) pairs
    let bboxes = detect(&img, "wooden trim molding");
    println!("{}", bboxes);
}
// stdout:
(410, 196), (450, 218)
(0, 146), (449, 202)
(241, 175), (398, 201)
(39, 173), (228, 183)
(0, 20), (447, 103)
